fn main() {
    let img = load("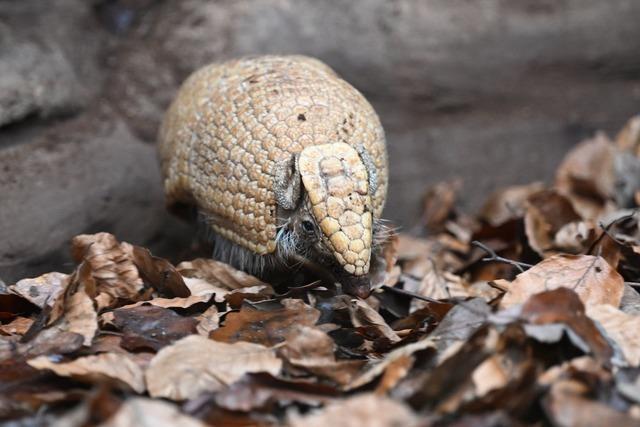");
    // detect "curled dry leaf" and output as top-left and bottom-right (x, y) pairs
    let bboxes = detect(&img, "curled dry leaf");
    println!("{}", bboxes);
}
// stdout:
(196, 305), (220, 336)
(9, 272), (67, 308)
(177, 258), (267, 290)
(288, 393), (418, 427)
(349, 299), (401, 343)
(500, 254), (624, 309)
(545, 379), (638, 427)
(146, 335), (282, 400)
(130, 246), (190, 298)
(71, 233), (148, 309)
(420, 179), (461, 233)
(587, 304), (640, 367)
(118, 293), (213, 310)
(183, 277), (228, 303)
(27, 353), (145, 393)
(211, 299), (320, 346)
(280, 325), (365, 386)
(102, 397), (205, 427)
(520, 288), (613, 364)
(402, 257), (470, 308)
(524, 190), (582, 256)
(111, 305), (198, 351)
(60, 287), (98, 346)
(346, 338), (434, 391)
(617, 115), (640, 156)
(0, 316), (33, 335)
(480, 182), (546, 226)
(214, 373), (339, 412)
(555, 133), (617, 220)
